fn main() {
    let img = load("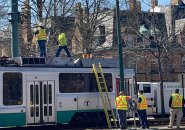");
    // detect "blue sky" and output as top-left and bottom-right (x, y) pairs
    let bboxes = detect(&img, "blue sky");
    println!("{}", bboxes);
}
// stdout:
(157, 0), (170, 5)
(118, 0), (171, 11)
(140, 0), (170, 10)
